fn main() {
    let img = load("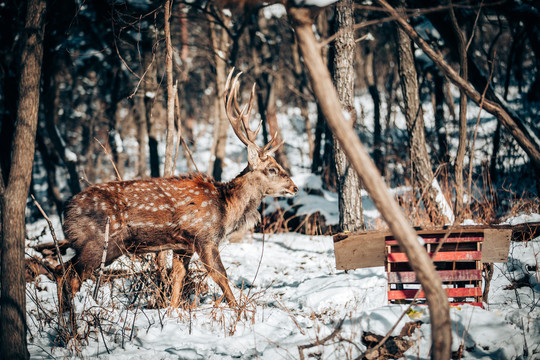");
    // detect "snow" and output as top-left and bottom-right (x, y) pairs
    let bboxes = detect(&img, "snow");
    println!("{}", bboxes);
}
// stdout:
(23, 61), (539, 360)
(25, 217), (540, 359)
(431, 178), (455, 224)
(291, 0), (339, 7)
